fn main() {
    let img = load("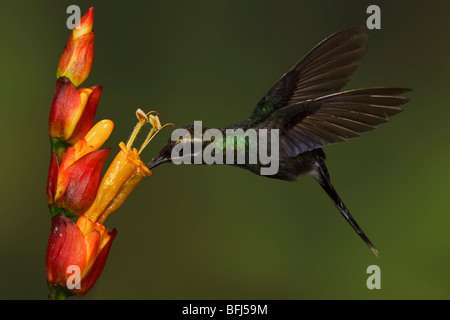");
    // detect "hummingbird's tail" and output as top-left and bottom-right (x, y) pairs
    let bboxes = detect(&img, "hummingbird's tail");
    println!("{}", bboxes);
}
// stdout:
(311, 160), (379, 257)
